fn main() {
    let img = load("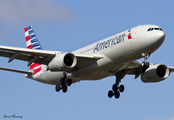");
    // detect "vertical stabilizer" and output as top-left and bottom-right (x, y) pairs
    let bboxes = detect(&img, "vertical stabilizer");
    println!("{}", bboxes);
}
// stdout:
(24, 26), (45, 76)
(24, 26), (43, 50)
